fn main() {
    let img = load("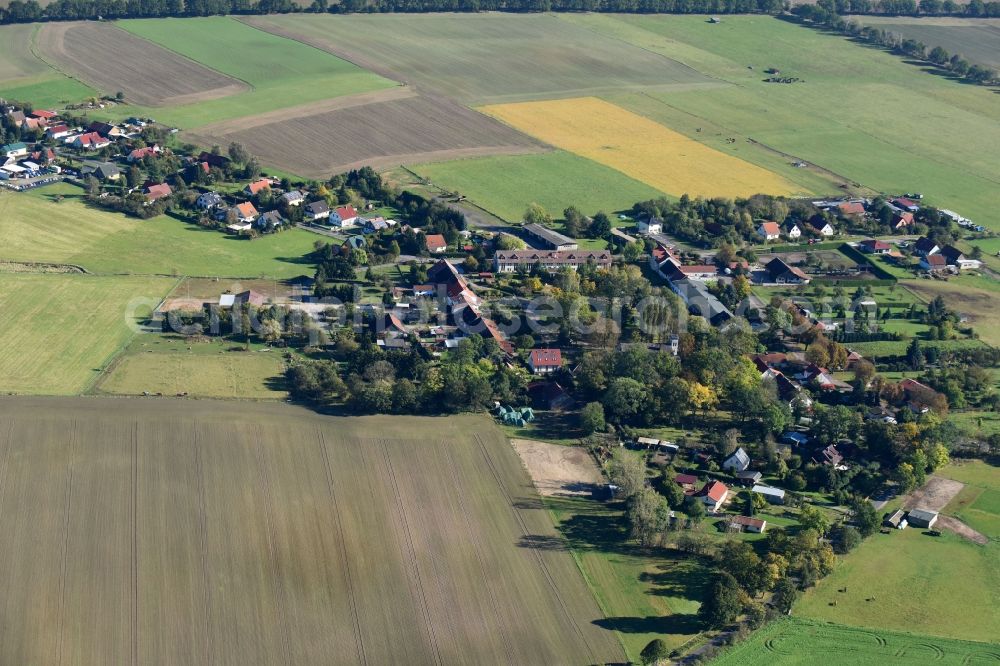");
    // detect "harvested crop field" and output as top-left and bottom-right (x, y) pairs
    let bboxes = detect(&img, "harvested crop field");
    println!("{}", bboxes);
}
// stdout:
(850, 17), (1000, 69)
(0, 398), (624, 665)
(37, 22), (247, 106)
(188, 89), (545, 177)
(482, 97), (799, 199)
(244, 13), (718, 104)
